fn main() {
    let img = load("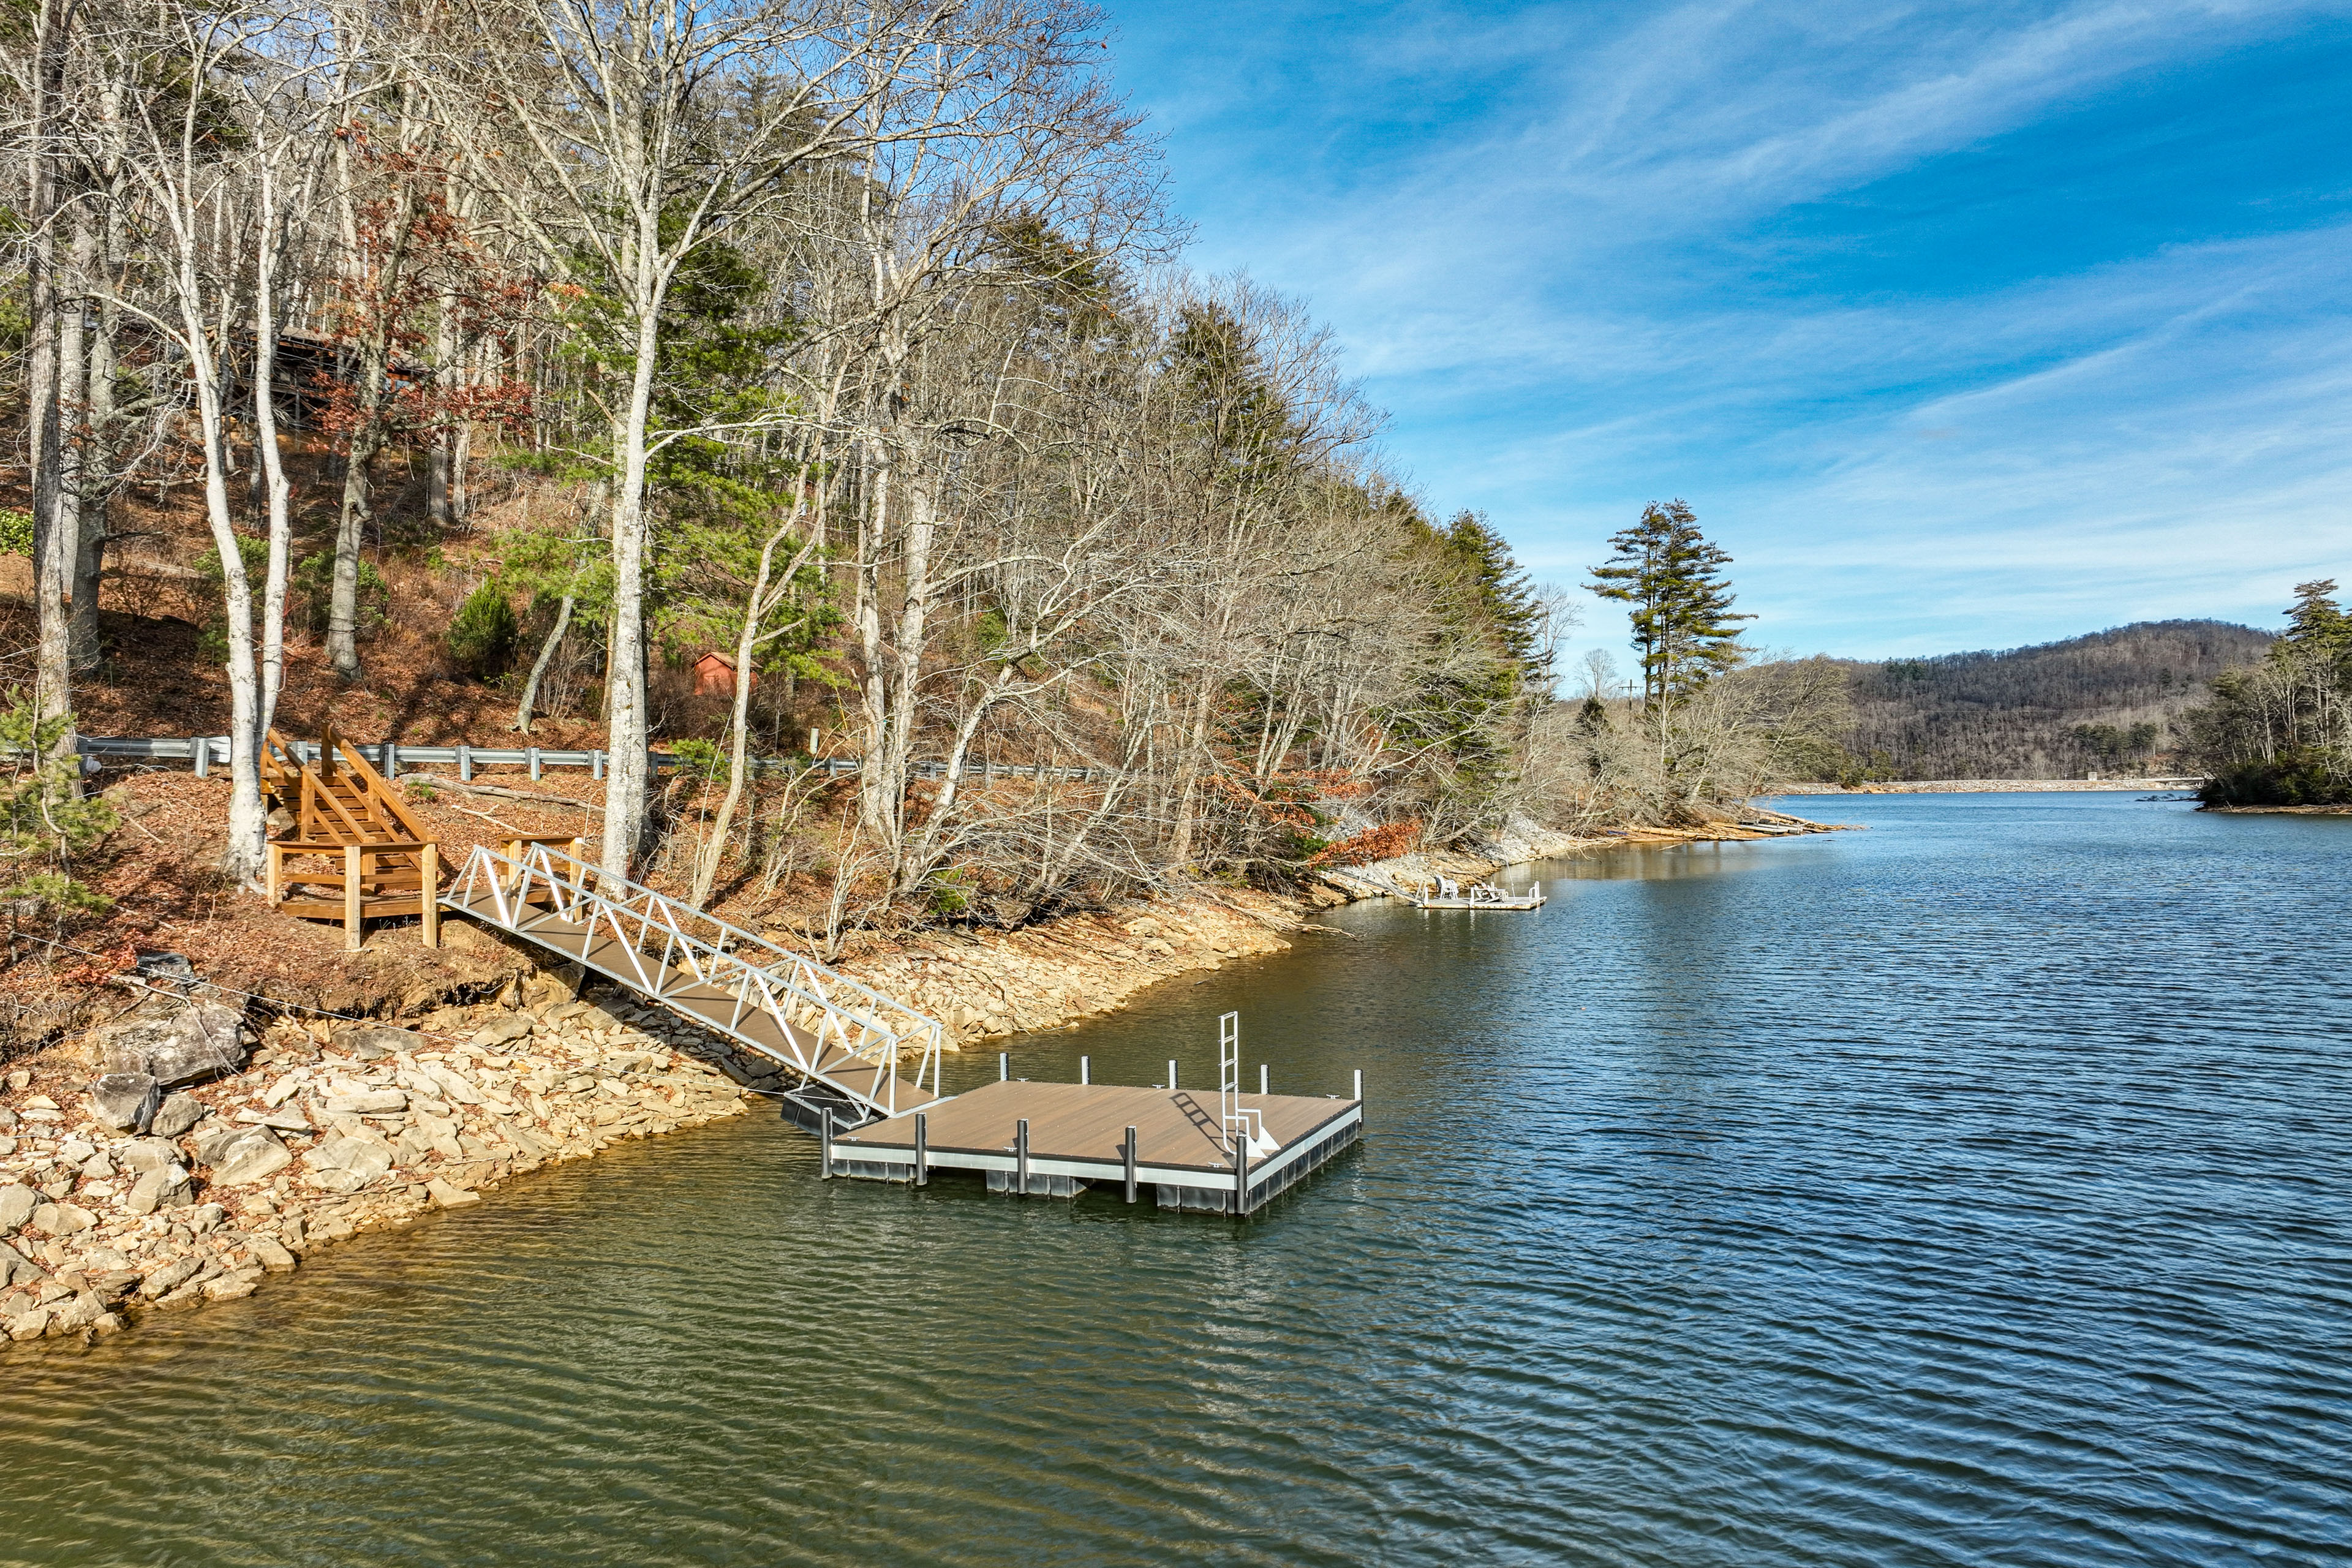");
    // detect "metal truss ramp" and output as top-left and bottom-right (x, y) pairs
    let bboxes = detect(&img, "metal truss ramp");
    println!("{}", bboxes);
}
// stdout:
(442, 842), (946, 1127)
